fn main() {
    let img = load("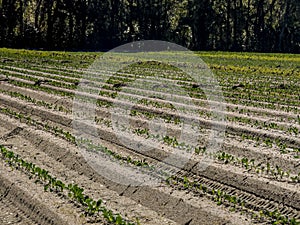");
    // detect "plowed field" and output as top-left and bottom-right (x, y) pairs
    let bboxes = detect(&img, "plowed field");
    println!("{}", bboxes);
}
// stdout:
(0, 49), (299, 225)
